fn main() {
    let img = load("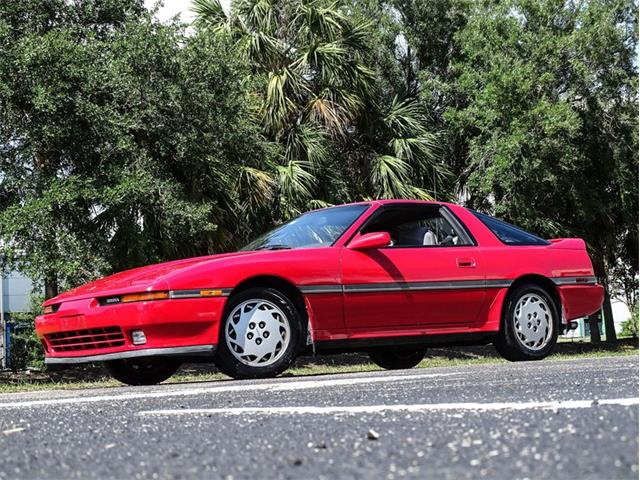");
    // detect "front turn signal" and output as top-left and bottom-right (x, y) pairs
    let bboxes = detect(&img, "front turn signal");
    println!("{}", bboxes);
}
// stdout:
(120, 291), (170, 303)
(43, 304), (60, 314)
(199, 289), (224, 297)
